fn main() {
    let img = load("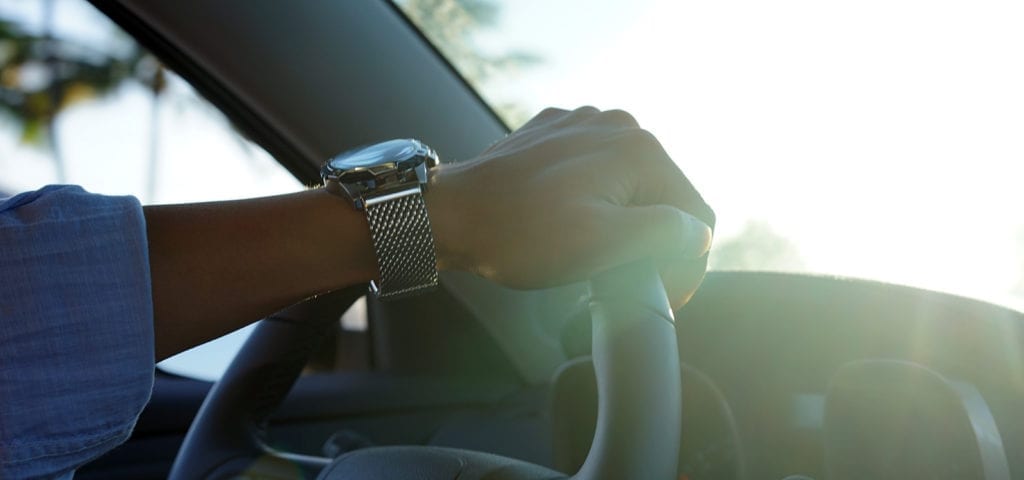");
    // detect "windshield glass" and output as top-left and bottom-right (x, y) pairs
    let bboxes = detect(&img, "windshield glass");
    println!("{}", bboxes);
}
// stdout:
(397, 0), (1024, 311)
